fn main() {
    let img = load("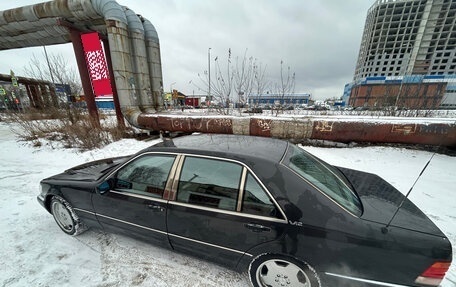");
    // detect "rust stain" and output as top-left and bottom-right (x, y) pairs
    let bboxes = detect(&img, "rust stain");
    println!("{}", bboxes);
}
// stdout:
(2, 9), (15, 23)
(105, 20), (118, 28)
